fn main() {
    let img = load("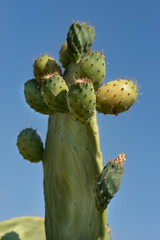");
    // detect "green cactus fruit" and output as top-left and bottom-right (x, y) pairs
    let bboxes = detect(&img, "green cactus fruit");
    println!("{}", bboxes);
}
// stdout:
(79, 50), (106, 90)
(95, 153), (126, 213)
(41, 73), (69, 113)
(33, 54), (62, 84)
(17, 128), (43, 163)
(59, 41), (72, 68)
(67, 21), (95, 62)
(67, 79), (96, 123)
(24, 79), (54, 115)
(0, 216), (45, 240)
(96, 79), (139, 115)
(63, 62), (81, 85)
